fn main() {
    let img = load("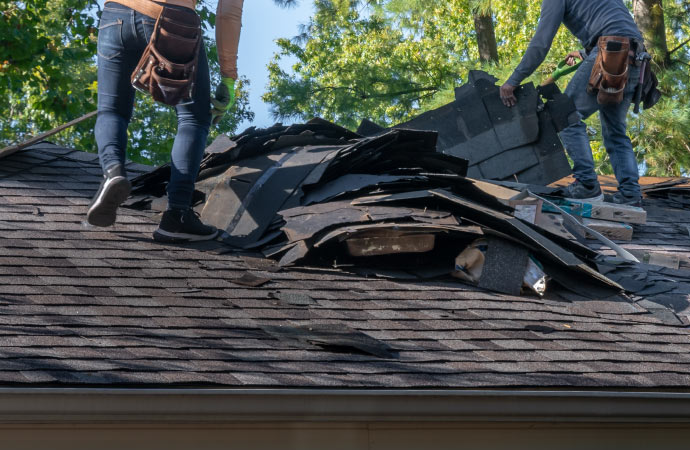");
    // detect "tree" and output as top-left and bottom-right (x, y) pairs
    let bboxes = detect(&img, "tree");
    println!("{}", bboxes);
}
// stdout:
(472, 0), (499, 63)
(627, 0), (690, 175)
(264, 0), (460, 129)
(266, 0), (690, 176)
(633, 0), (670, 66)
(1, 0), (100, 148)
(265, 0), (577, 129)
